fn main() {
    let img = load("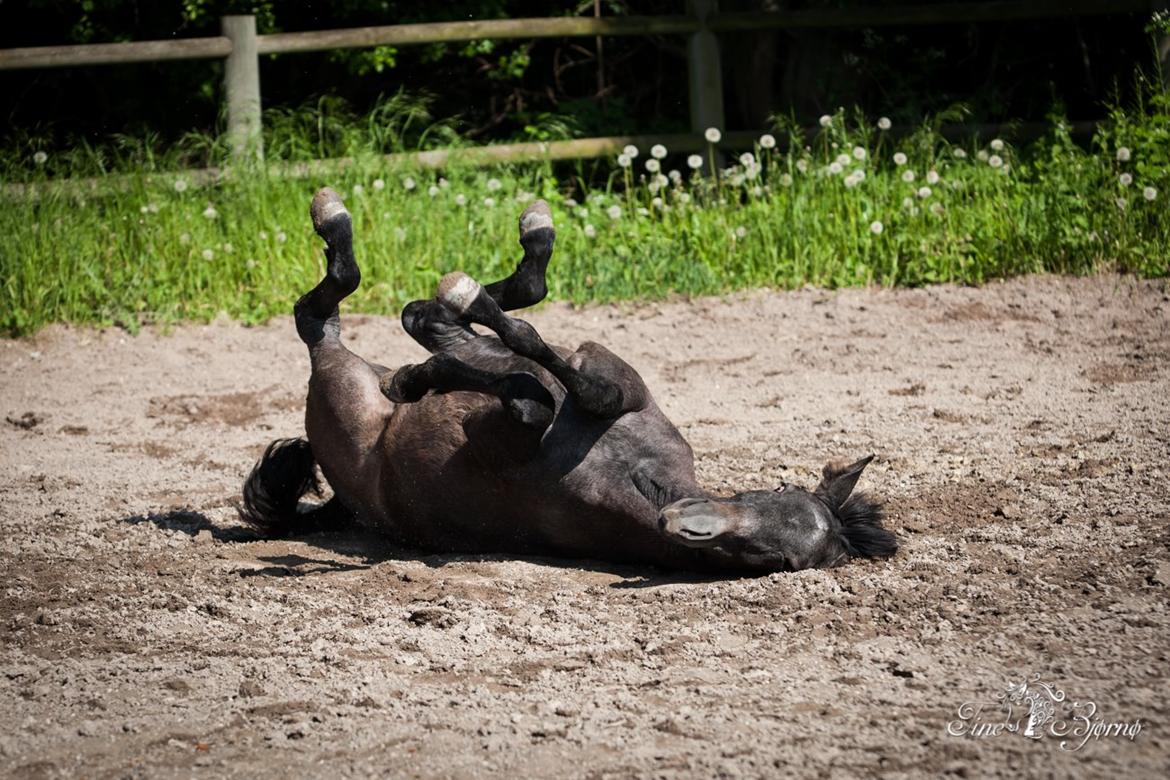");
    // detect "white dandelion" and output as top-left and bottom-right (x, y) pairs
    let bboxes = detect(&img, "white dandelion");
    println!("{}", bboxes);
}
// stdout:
(739, 152), (756, 167)
(373, 178), (386, 191)
(988, 155), (1003, 168)
(652, 197), (664, 209)
(483, 197), (496, 208)
(852, 146), (867, 161)
(1116, 197), (1127, 211)
(1119, 173), (1133, 187)
(877, 117), (892, 131)
(917, 186), (932, 199)
(276, 231), (287, 243)
(893, 152), (908, 166)
(645, 158), (661, 173)
(439, 178), (450, 189)
(844, 172), (861, 188)
(222, 242), (233, 253)
(486, 178), (501, 192)
(428, 185), (440, 198)
(174, 179), (189, 193)
(828, 161), (844, 175)
(870, 220), (884, 234)
(651, 144), (668, 159)
(759, 133), (776, 149)
(796, 159), (809, 173)
(990, 138), (1004, 151)
(953, 148), (968, 159)
(454, 194), (467, 206)
(403, 177), (416, 191)
(835, 153), (851, 167)
(687, 154), (704, 170)
(565, 198), (579, 208)
(606, 204), (622, 220)
(623, 144), (639, 159)
(735, 226), (747, 239)
(352, 184), (365, 196)
(1116, 147), (1131, 162)
(201, 248), (215, 261)
(33, 151), (48, 165)
(779, 173), (794, 187)
(258, 230), (268, 241)
(179, 232), (191, 245)
(668, 169), (682, 184)
(583, 224), (597, 238)
(902, 197), (915, 210)
(617, 154), (632, 169)
(704, 127), (722, 143)
(819, 115), (832, 128)
(901, 169), (915, 183)
(926, 170), (940, 185)
(976, 149), (989, 162)
(202, 205), (218, 220)
(1143, 186), (1157, 201)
